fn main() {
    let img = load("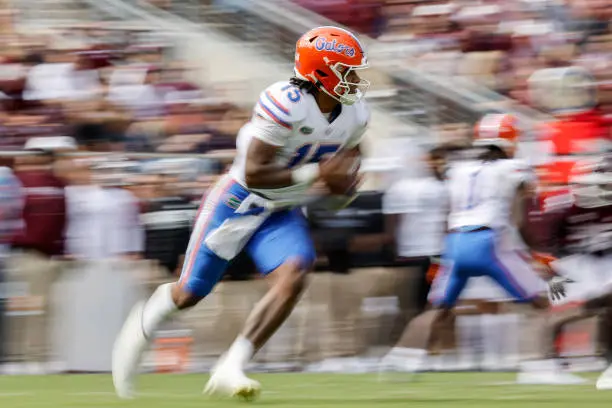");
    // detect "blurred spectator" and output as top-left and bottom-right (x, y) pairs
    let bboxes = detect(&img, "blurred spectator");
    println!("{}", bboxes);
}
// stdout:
(139, 170), (197, 281)
(9, 137), (71, 364)
(0, 165), (24, 364)
(0, 23), (246, 158)
(109, 66), (165, 120)
(382, 145), (448, 313)
(72, 123), (113, 152)
(12, 137), (70, 257)
(158, 102), (244, 153)
(65, 158), (143, 261)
